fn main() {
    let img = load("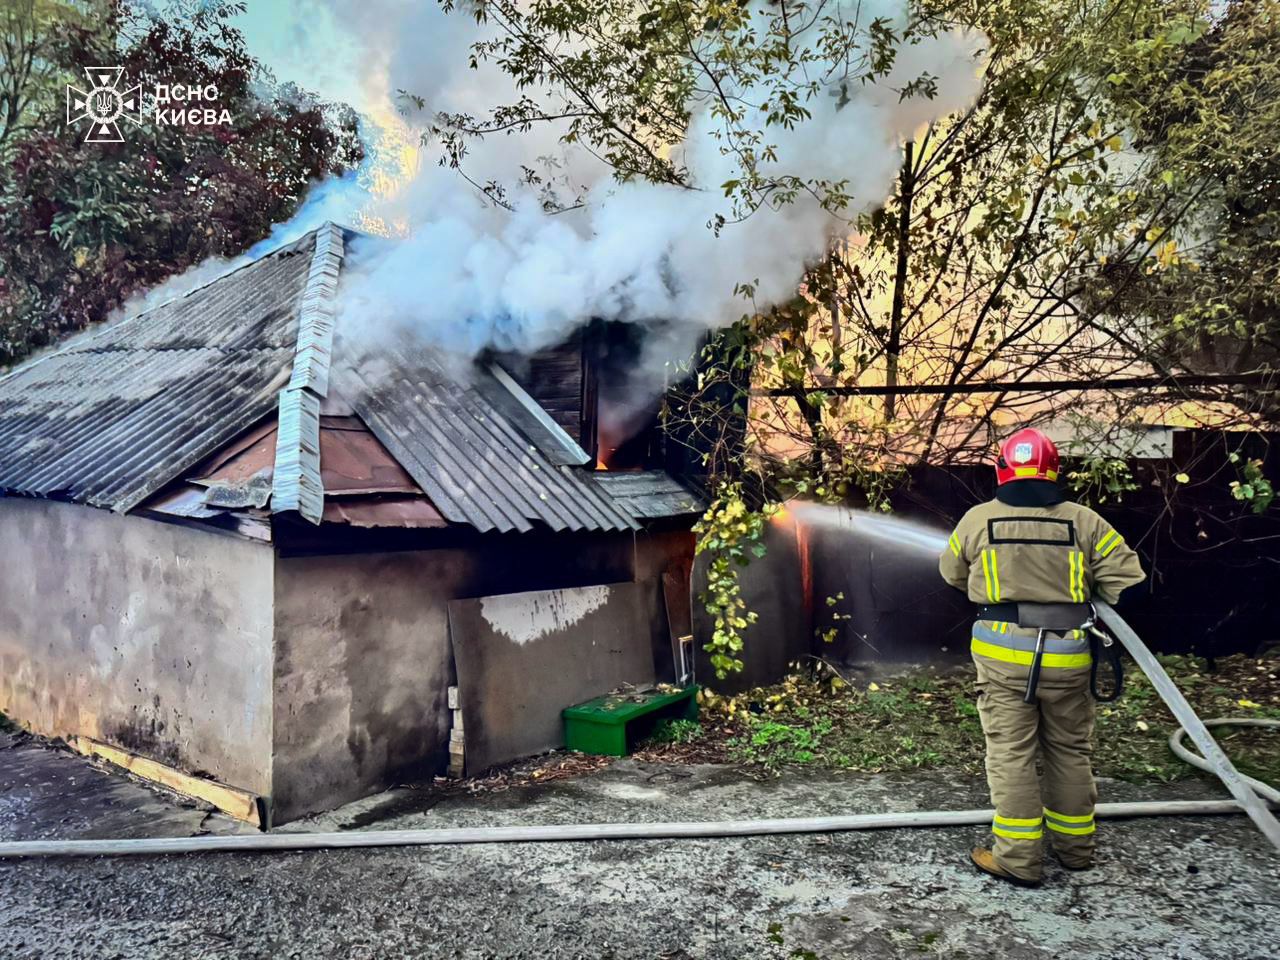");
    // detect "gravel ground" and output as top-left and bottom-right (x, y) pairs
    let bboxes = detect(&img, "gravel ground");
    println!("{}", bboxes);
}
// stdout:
(1, 733), (1277, 959)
